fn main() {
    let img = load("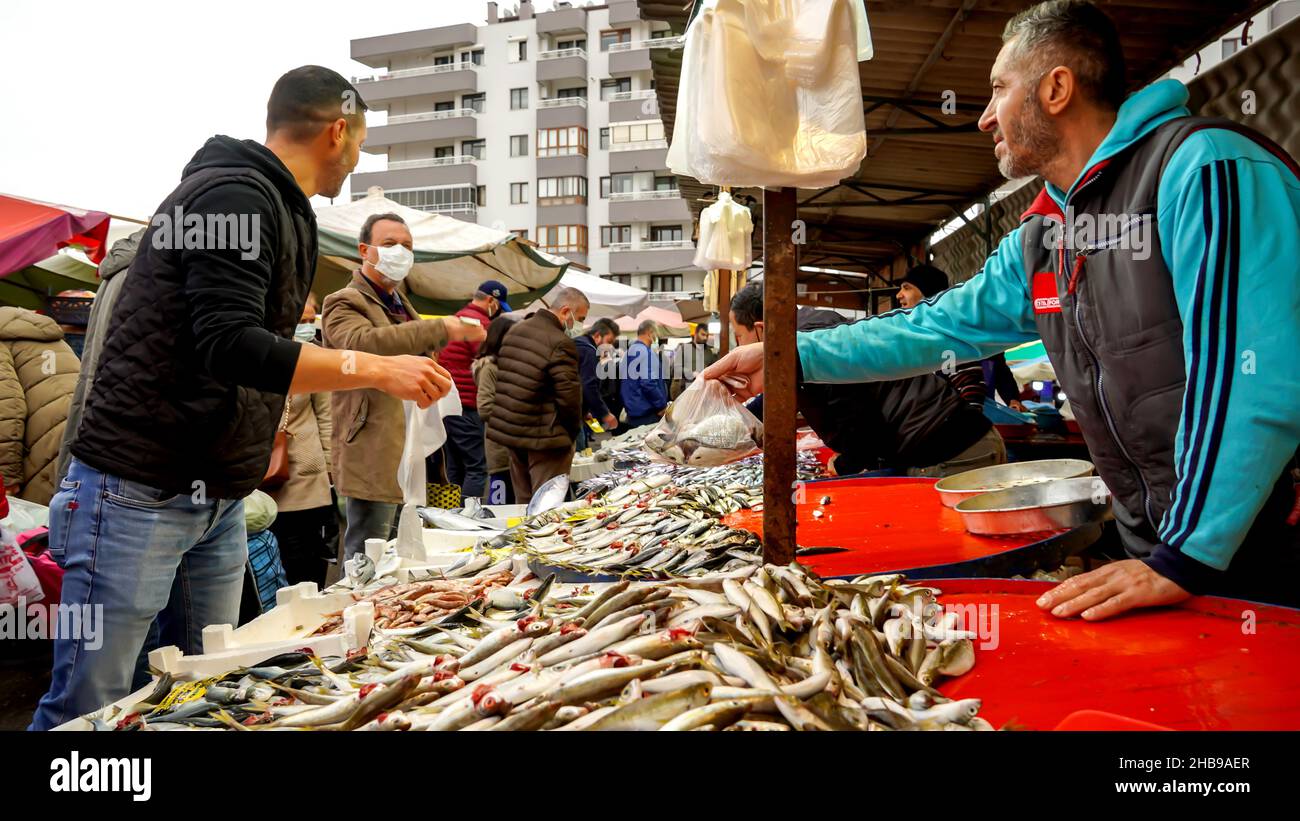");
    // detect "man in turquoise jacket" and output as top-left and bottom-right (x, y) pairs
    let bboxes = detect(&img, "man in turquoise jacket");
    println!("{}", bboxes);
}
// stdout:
(705, 0), (1300, 619)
